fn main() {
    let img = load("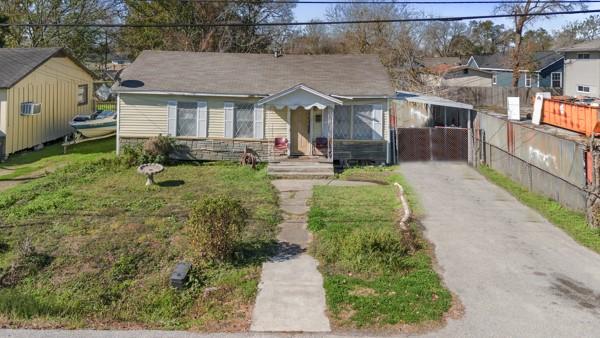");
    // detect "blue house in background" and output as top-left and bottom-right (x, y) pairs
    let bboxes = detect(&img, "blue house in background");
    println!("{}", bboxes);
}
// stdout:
(466, 52), (564, 89)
